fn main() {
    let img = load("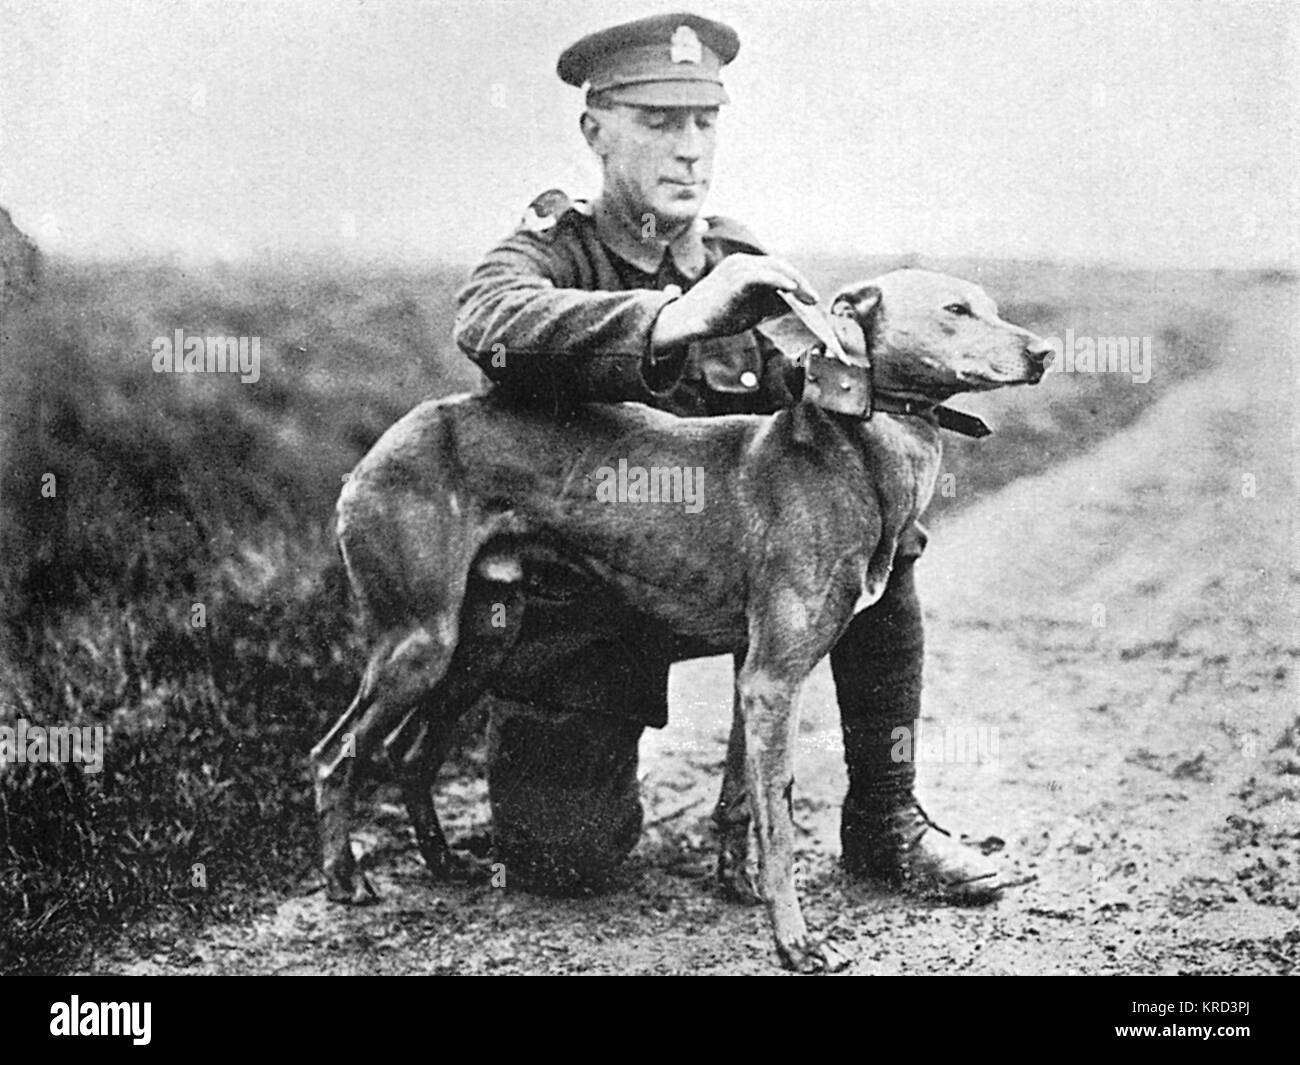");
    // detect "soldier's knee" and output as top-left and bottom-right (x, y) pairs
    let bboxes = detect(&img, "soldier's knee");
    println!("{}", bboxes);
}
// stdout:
(486, 701), (643, 894)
